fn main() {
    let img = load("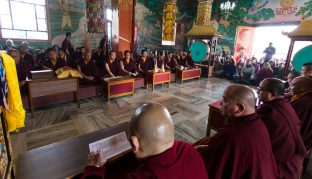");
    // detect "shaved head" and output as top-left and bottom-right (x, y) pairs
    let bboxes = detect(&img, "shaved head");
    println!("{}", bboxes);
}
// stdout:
(302, 63), (312, 77)
(291, 76), (312, 95)
(130, 103), (174, 157)
(225, 85), (256, 107)
(221, 85), (256, 118)
(260, 78), (285, 96)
